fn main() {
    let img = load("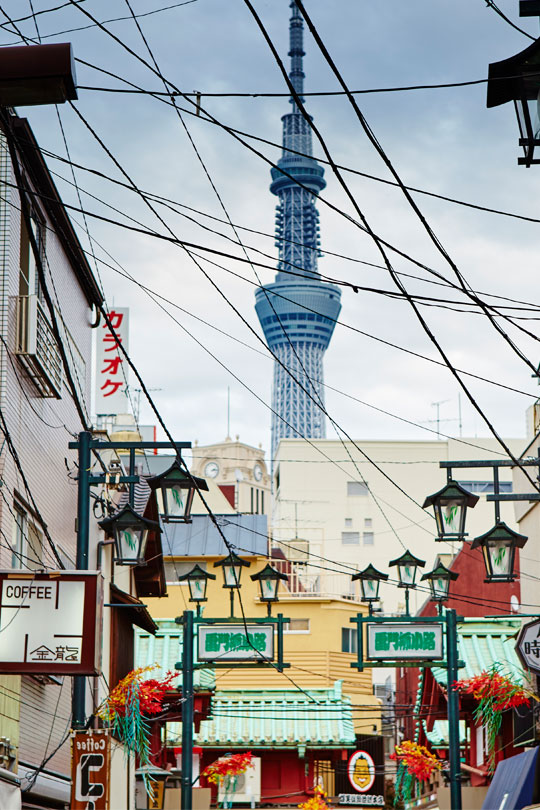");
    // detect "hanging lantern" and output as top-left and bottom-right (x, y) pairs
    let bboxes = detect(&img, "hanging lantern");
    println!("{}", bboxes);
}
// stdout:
(422, 480), (479, 541)
(178, 563), (216, 604)
(99, 504), (159, 565)
(251, 563), (288, 603)
(471, 522), (527, 582)
(352, 564), (388, 603)
(146, 459), (208, 523)
(214, 550), (251, 588)
(389, 550), (425, 588)
(421, 561), (459, 603)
